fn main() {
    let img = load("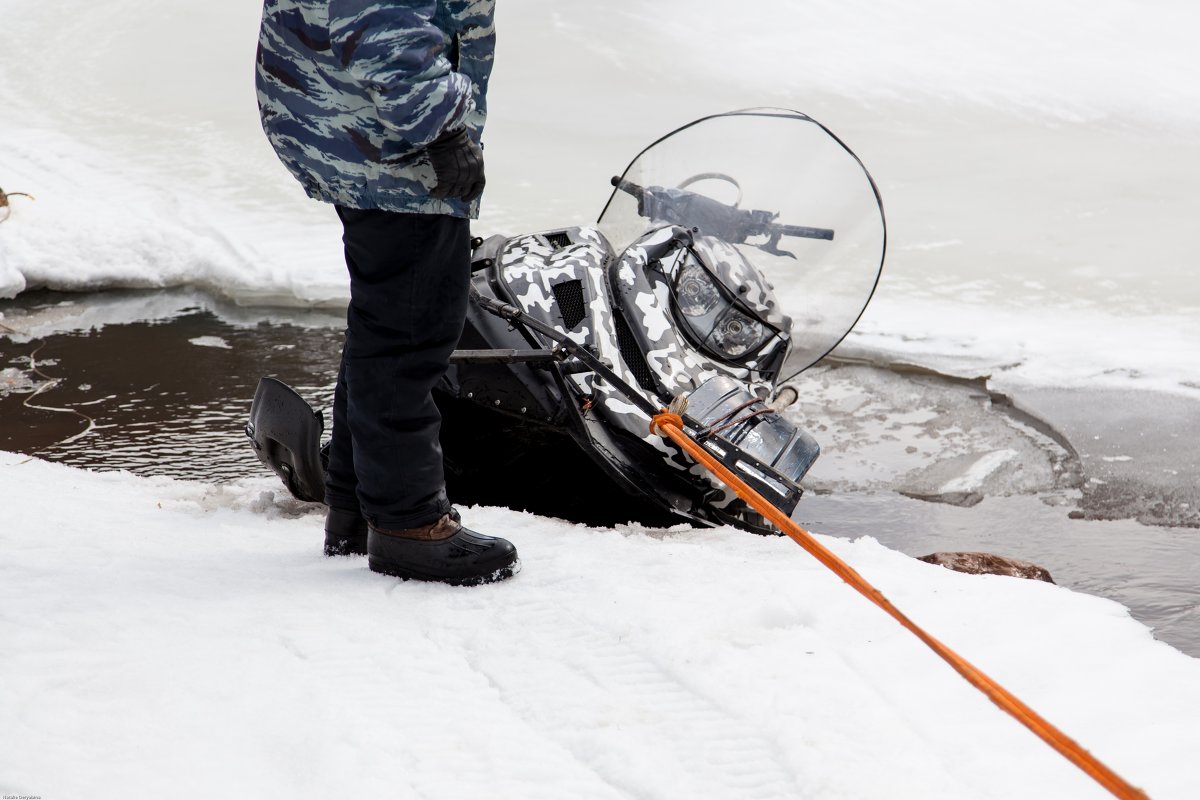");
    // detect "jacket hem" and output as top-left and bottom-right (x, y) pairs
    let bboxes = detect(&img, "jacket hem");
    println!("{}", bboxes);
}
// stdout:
(302, 182), (477, 219)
